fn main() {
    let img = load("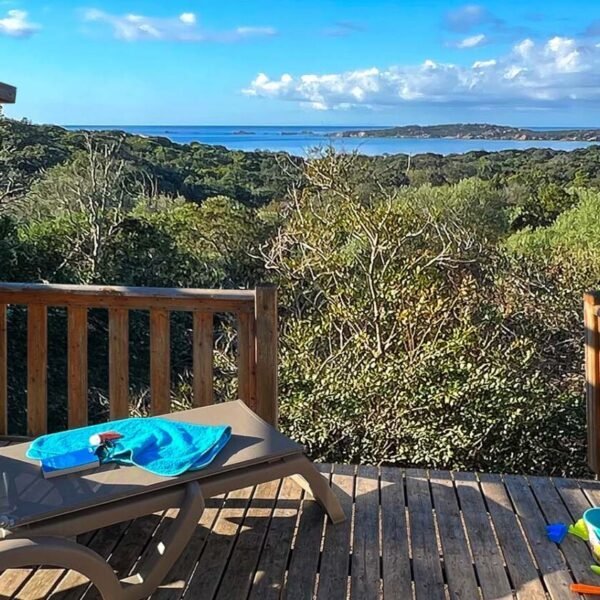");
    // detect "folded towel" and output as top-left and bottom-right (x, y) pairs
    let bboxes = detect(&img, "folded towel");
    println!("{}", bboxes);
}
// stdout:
(27, 417), (231, 477)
